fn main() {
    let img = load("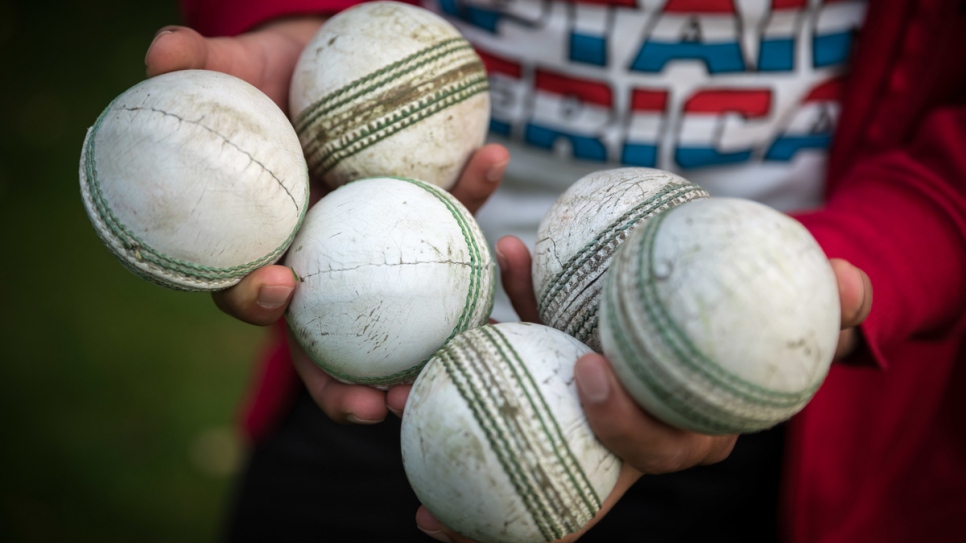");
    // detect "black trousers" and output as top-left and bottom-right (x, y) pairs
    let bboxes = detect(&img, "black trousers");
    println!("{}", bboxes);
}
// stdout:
(222, 387), (784, 542)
